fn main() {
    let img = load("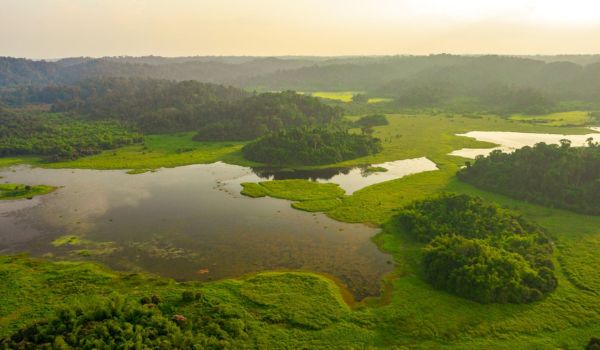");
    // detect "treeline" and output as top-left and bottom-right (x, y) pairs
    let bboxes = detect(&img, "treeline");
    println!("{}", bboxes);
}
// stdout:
(2, 78), (342, 138)
(458, 141), (600, 215)
(0, 107), (142, 160)
(242, 128), (382, 165)
(395, 194), (556, 303)
(1, 294), (251, 349)
(2, 78), (249, 133)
